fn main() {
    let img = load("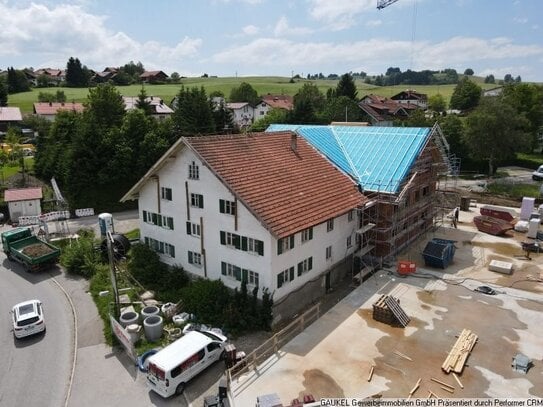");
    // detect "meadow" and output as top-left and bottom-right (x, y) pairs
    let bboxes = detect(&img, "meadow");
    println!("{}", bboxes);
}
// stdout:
(8, 76), (499, 113)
